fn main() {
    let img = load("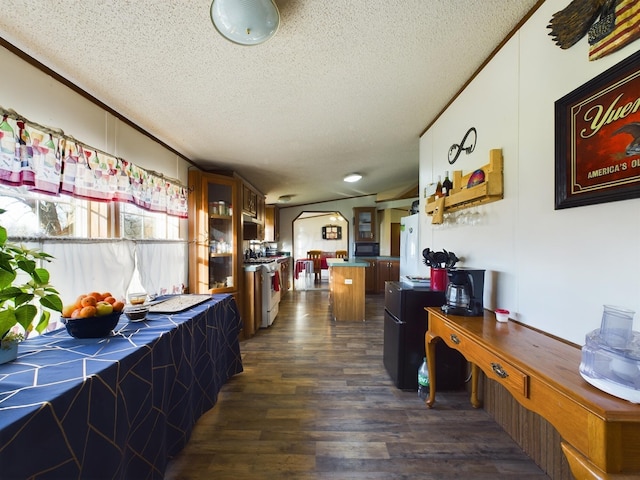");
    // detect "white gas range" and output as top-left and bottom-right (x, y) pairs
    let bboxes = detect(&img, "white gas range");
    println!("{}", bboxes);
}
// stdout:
(244, 258), (281, 328)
